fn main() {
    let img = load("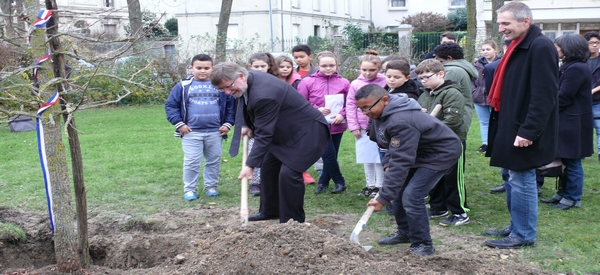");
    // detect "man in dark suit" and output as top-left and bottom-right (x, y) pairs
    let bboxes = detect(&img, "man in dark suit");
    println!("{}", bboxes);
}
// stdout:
(484, 2), (558, 249)
(210, 62), (330, 223)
